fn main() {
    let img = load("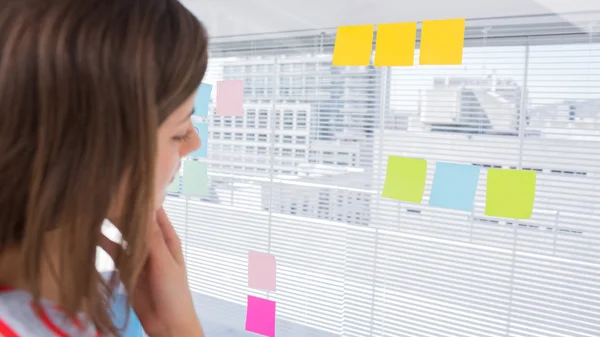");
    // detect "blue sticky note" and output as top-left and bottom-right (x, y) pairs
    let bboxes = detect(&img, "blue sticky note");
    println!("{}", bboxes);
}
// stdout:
(194, 83), (212, 118)
(188, 122), (208, 158)
(429, 162), (480, 212)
